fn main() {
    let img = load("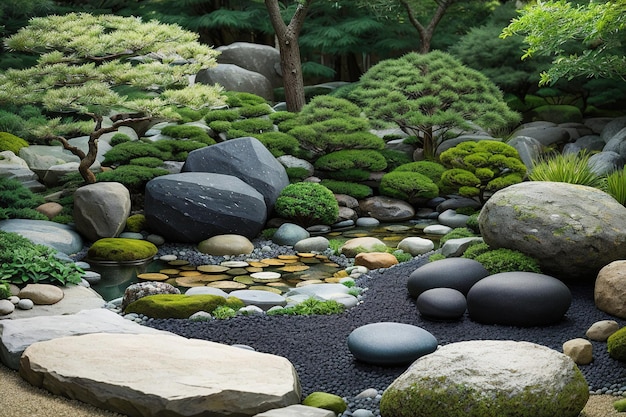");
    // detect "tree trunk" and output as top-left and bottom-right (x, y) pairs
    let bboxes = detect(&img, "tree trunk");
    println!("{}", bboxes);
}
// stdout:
(401, 0), (455, 54)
